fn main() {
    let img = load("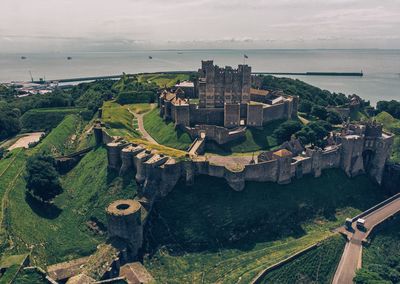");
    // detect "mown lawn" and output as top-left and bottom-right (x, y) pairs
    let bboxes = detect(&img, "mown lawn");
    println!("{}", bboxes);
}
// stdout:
(206, 119), (284, 155)
(144, 170), (388, 283)
(143, 108), (192, 150)
(137, 73), (190, 88)
(127, 103), (154, 115)
(102, 101), (140, 138)
(259, 235), (346, 283)
(20, 107), (85, 132)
